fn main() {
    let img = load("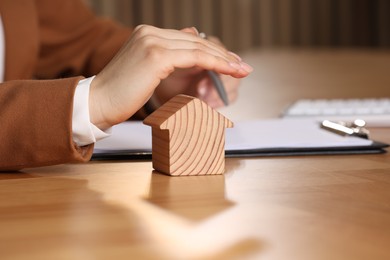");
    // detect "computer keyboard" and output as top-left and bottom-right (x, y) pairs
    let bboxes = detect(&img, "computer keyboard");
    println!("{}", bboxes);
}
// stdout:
(283, 98), (390, 127)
